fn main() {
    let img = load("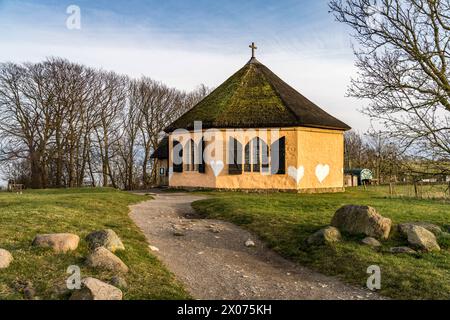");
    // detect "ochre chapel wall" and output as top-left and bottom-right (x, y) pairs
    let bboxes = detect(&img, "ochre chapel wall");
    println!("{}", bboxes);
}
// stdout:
(296, 128), (344, 191)
(168, 127), (344, 192)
